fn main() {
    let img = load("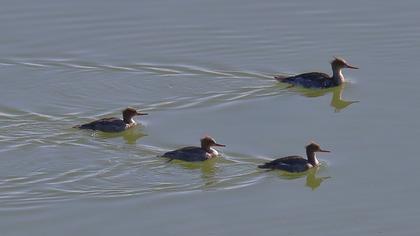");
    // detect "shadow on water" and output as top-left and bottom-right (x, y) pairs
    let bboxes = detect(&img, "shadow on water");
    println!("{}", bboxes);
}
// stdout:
(275, 166), (331, 190)
(94, 128), (147, 144)
(277, 83), (359, 112)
